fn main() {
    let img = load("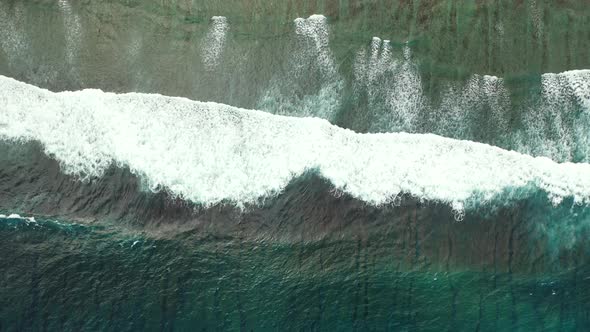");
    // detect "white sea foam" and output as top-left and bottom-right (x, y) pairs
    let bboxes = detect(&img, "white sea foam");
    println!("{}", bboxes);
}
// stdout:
(293, 15), (336, 78)
(0, 213), (36, 223)
(351, 36), (590, 161)
(513, 70), (590, 162)
(353, 38), (424, 131)
(58, 0), (83, 81)
(1, 75), (590, 212)
(201, 16), (229, 70)
(0, 2), (30, 66)
(560, 70), (590, 112)
(258, 15), (342, 120)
